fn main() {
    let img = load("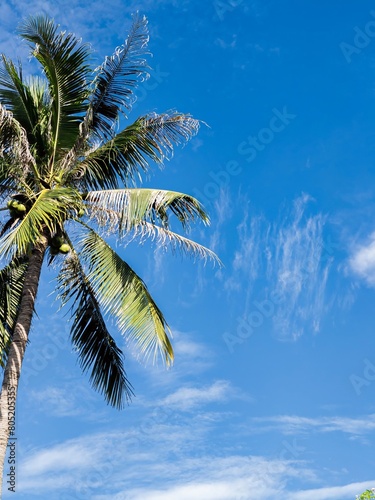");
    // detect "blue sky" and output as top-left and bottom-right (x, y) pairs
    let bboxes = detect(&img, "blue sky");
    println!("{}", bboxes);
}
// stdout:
(1, 0), (375, 498)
